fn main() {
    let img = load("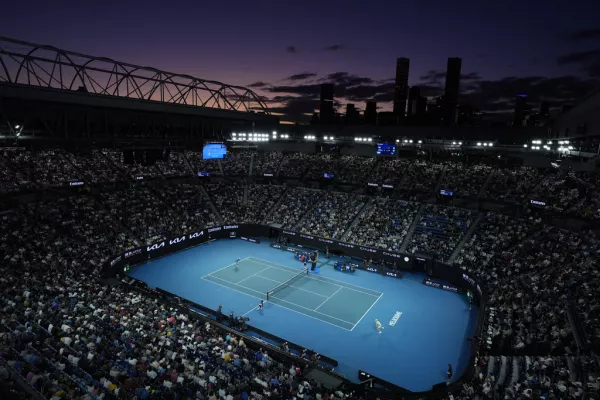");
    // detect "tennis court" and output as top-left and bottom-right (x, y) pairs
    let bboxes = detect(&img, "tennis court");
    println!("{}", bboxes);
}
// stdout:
(202, 256), (383, 330)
